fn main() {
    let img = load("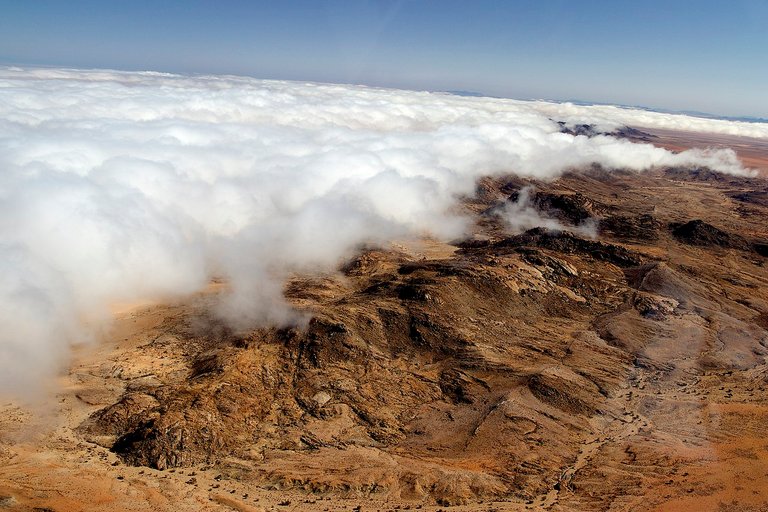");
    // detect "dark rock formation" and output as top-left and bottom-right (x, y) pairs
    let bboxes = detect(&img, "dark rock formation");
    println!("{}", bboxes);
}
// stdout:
(508, 190), (602, 225)
(599, 214), (661, 241)
(556, 121), (656, 142)
(731, 189), (768, 208)
(462, 227), (643, 267)
(670, 219), (749, 249)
